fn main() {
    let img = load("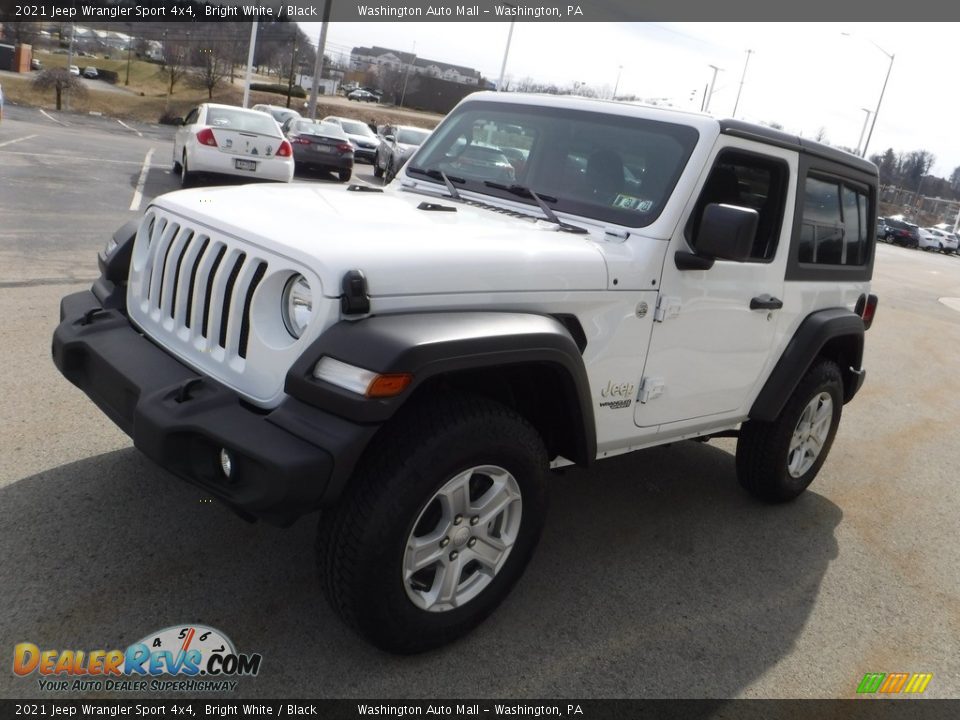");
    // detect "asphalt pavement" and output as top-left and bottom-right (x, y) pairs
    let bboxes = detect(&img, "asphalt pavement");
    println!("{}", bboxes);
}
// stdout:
(1, 107), (958, 700)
